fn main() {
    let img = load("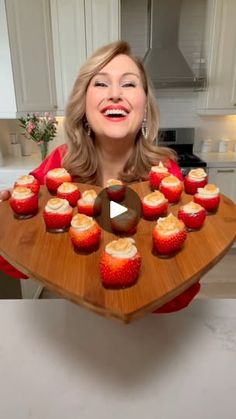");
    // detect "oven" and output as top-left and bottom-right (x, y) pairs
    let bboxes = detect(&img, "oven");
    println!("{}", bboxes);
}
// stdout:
(156, 128), (207, 176)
